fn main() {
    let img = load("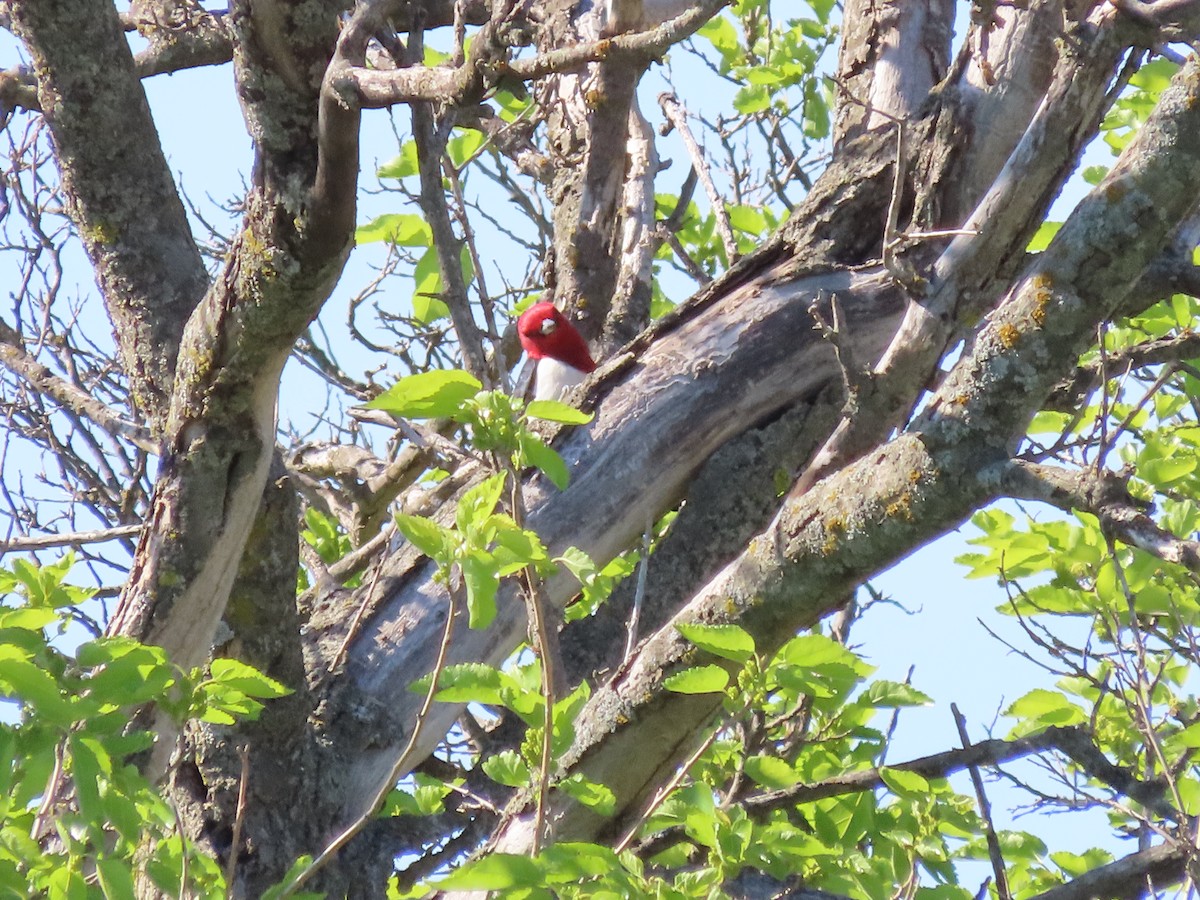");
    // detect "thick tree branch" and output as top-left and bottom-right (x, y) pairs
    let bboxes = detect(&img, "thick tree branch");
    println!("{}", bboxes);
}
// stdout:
(1029, 841), (1188, 899)
(8, 0), (209, 432)
(801, 4), (1134, 498)
(126, 1), (235, 79)
(341, 0), (726, 108)
(108, 0), (358, 770)
(1002, 461), (1200, 576)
